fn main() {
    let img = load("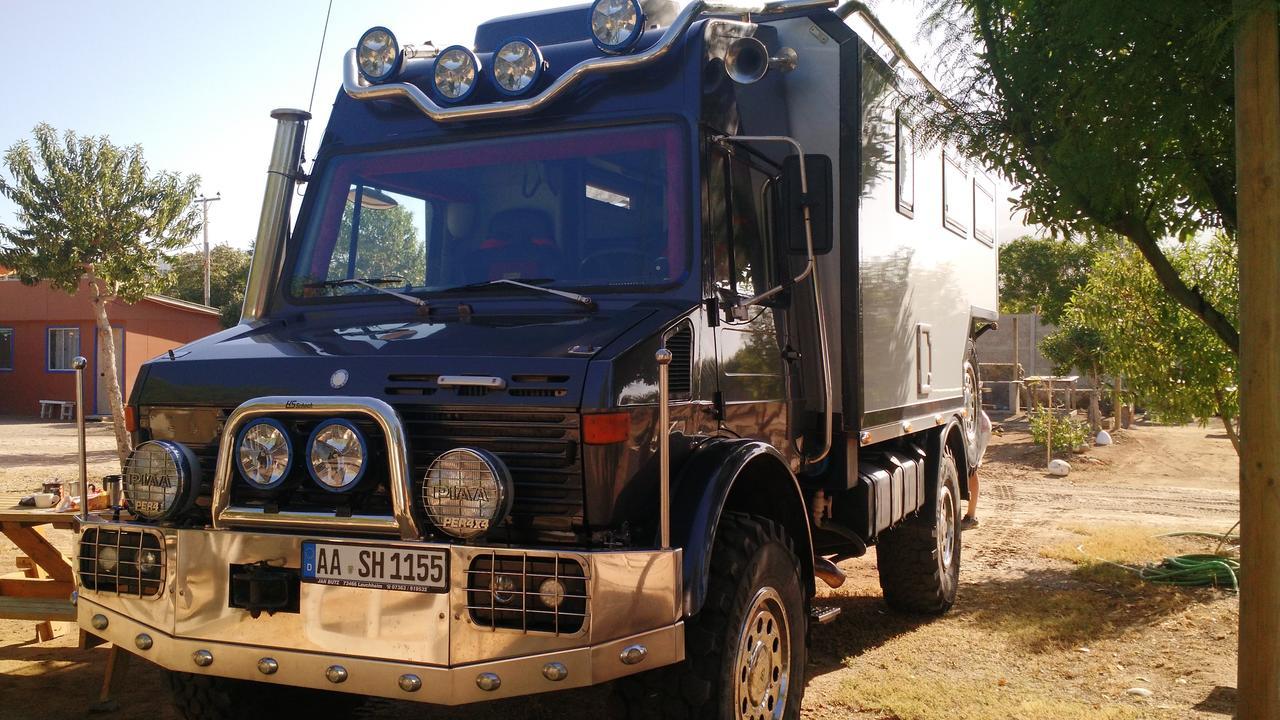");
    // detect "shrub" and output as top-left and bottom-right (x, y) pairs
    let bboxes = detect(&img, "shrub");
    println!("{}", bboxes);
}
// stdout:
(1029, 407), (1091, 451)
